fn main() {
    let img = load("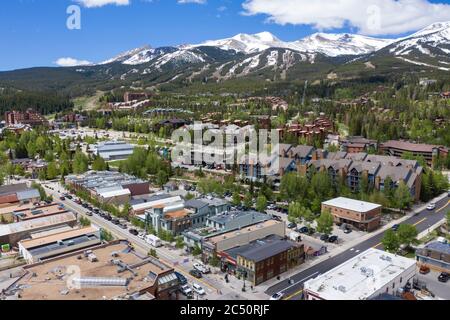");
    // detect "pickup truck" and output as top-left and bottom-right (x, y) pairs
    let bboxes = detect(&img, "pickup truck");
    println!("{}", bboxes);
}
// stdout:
(193, 263), (211, 274)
